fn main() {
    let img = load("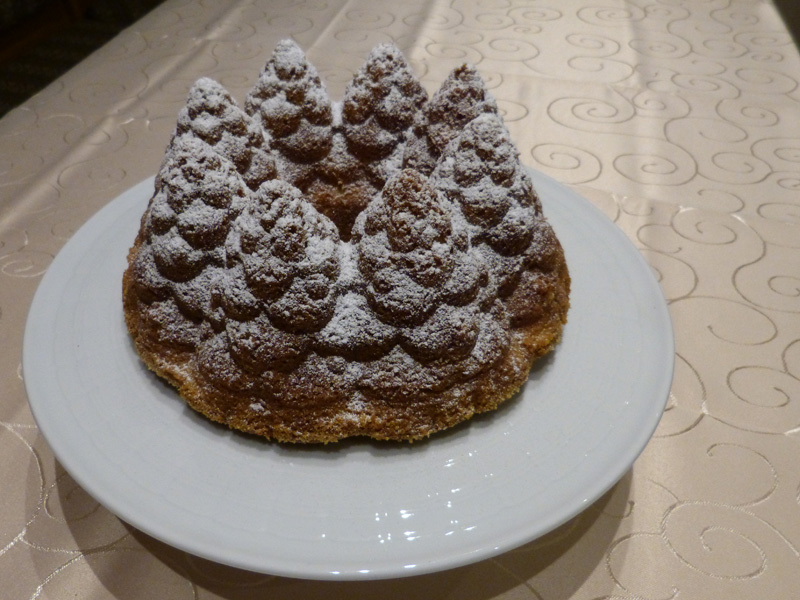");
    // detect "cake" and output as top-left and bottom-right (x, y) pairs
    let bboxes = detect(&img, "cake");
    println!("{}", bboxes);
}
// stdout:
(122, 40), (570, 443)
